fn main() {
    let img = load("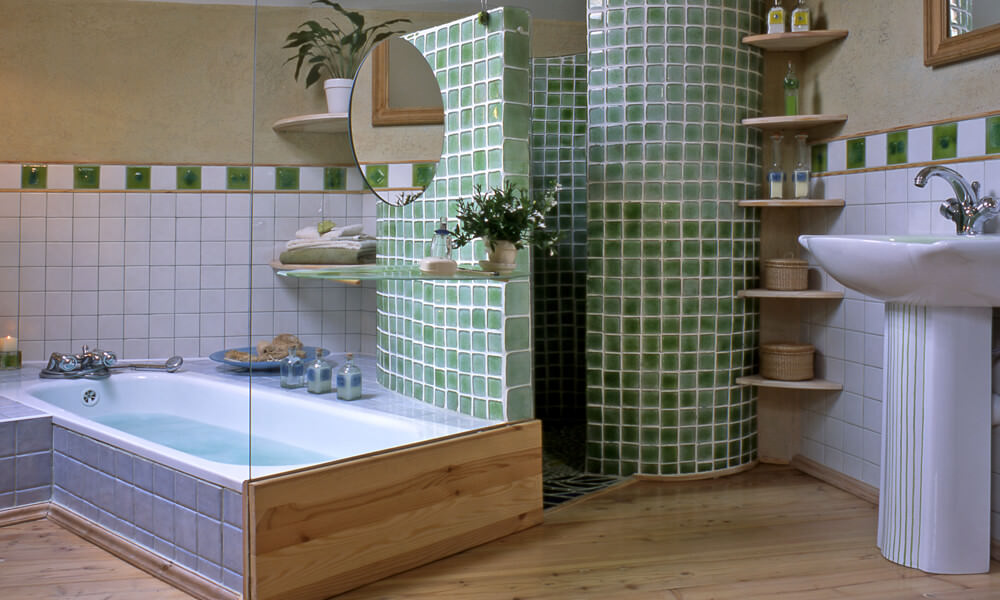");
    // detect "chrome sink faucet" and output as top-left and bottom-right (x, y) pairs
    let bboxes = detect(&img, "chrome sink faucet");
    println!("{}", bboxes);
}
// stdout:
(914, 165), (998, 235)
(40, 345), (117, 379)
